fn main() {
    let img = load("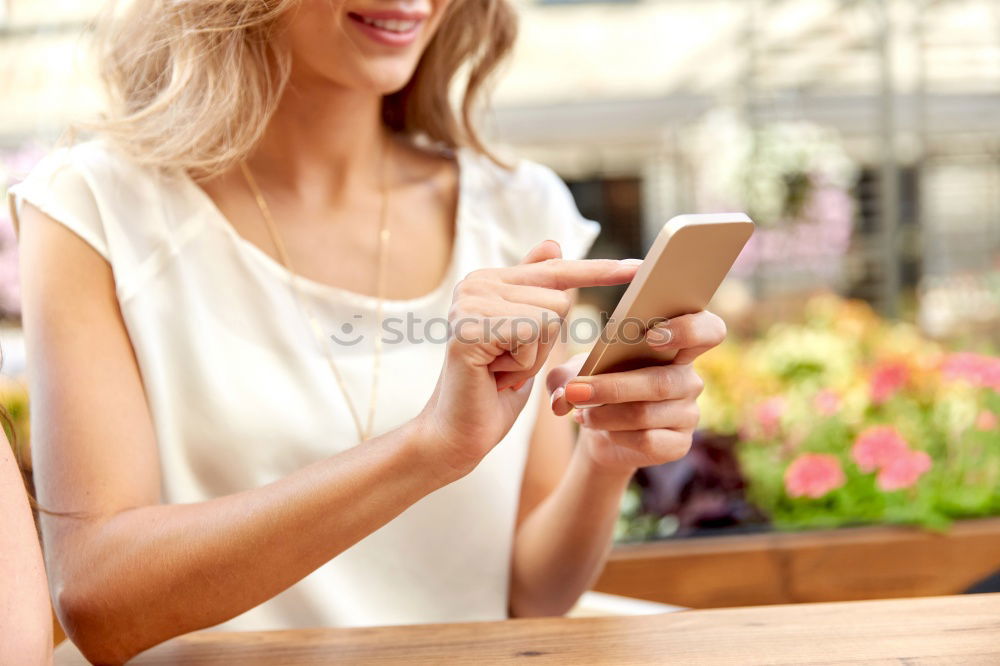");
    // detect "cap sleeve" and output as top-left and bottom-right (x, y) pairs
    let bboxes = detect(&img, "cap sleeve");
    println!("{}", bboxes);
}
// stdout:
(6, 146), (110, 260)
(517, 161), (601, 261)
(464, 150), (601, 265)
